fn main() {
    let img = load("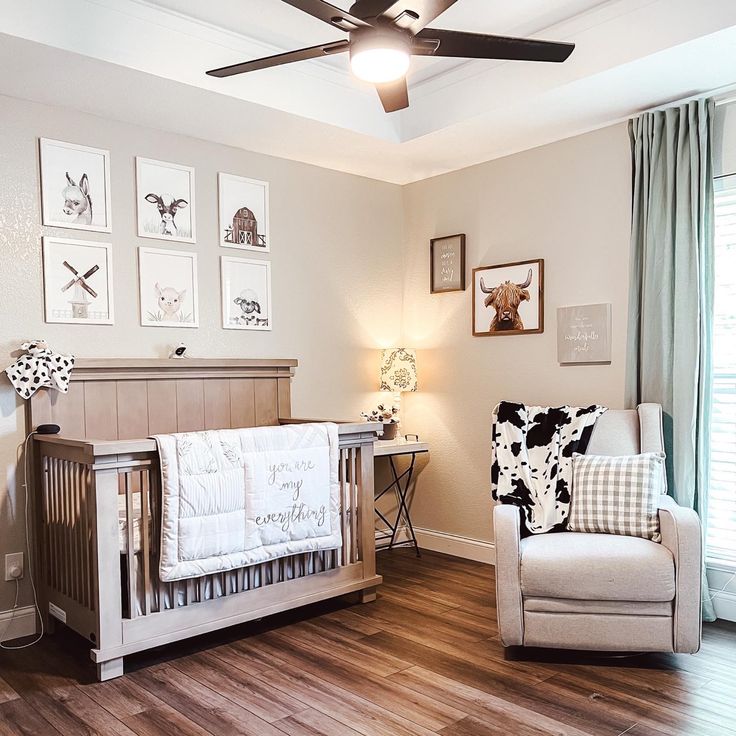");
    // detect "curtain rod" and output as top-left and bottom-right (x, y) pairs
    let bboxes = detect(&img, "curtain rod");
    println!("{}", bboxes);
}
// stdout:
(642, 83), (736, 114)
